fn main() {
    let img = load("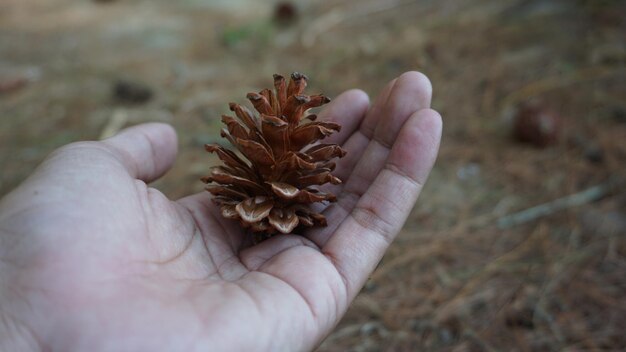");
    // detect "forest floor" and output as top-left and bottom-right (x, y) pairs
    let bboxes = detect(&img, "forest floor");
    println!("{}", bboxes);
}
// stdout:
(1, 0), (625, 350)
